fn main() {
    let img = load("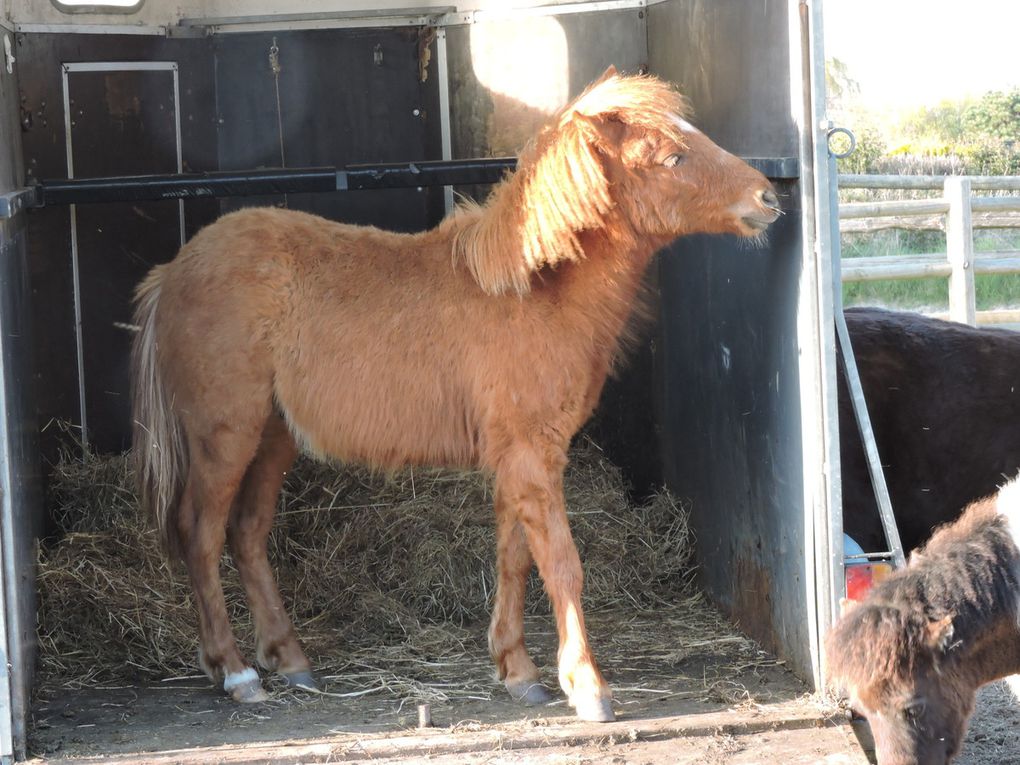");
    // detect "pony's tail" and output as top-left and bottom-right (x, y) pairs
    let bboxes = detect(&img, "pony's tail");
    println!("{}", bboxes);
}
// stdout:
(131, 266), (188, 559)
